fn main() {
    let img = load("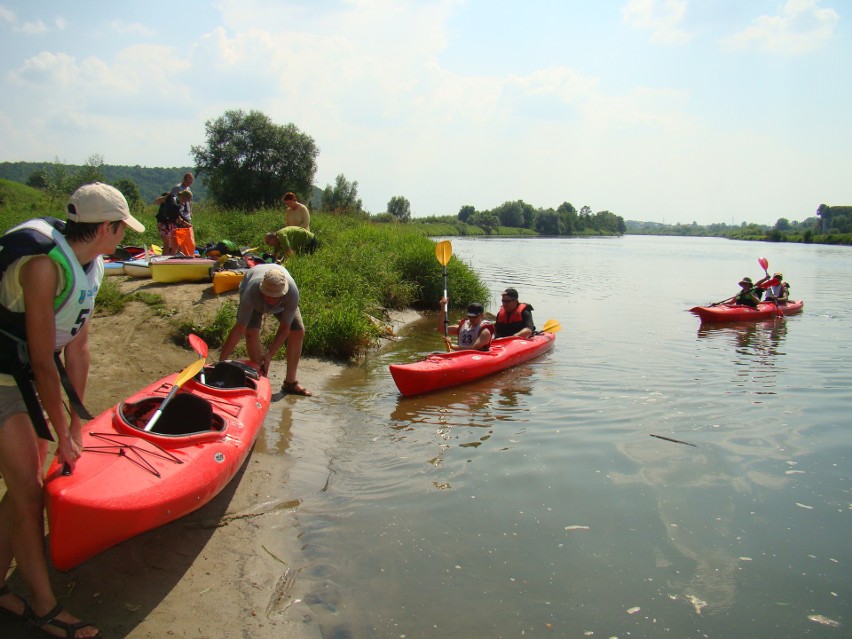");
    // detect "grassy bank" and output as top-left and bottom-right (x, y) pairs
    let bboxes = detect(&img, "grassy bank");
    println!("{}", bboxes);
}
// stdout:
(1, 184), (488, 360)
